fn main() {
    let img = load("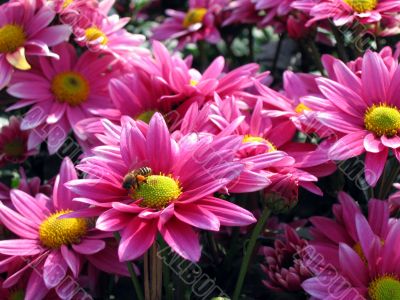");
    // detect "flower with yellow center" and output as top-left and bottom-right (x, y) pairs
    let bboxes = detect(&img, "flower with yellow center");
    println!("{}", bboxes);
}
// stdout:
(368, 275), (400, 300)
(51, 71), (90, 106)
(62, 0), (74, 9)
(85, 27), (108, 45)
(0, 24), (26, 54)
(133, 175), (182, 210)
(183, 8), (208, 28)
(343, 0), (378, 13)
(190, 79), (199, 86)
(242, 135), (277, 152)
(364, 104), (400, 137)
(295, 103), (311, 114)
(39, 210), (88, 249)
